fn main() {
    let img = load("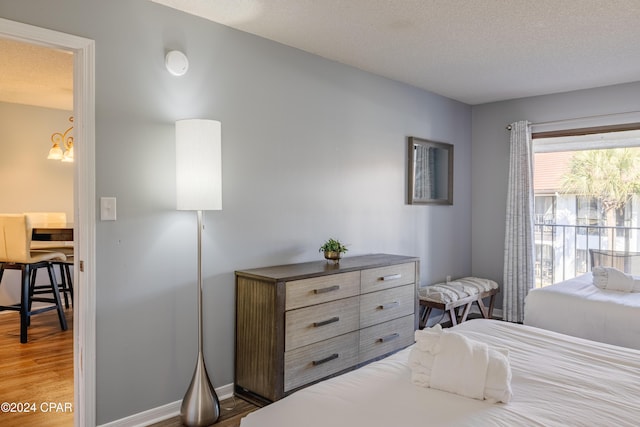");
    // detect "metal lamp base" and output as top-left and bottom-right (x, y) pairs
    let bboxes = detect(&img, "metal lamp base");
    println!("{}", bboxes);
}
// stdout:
(180, 352), (220, 426)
